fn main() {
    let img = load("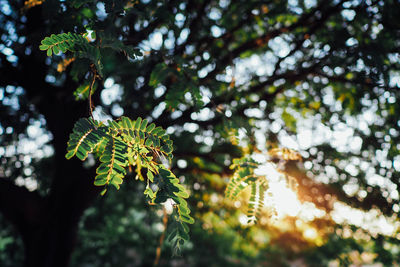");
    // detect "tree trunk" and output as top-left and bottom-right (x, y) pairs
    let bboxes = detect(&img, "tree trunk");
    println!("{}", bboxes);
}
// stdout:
(21, 160), (100, 267)
(1, 106), (101, 267)
(20, 91), (102, 267)
(0, 39), (102, 267)
(0, 157), (99, 267)
(0, 3), (101, 266)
